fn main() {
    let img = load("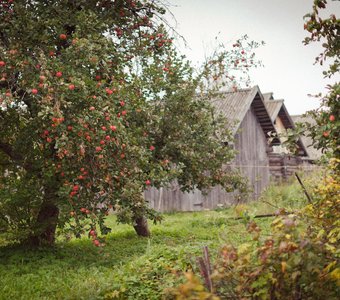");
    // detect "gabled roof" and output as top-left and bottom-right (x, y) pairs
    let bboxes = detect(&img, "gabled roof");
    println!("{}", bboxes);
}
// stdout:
(211, 86), (280, 145)
(291, 115), (323, 160)
(262, 92), (274, 102)
(263, 96), (308, 157)
(265, 100), (284, 123)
